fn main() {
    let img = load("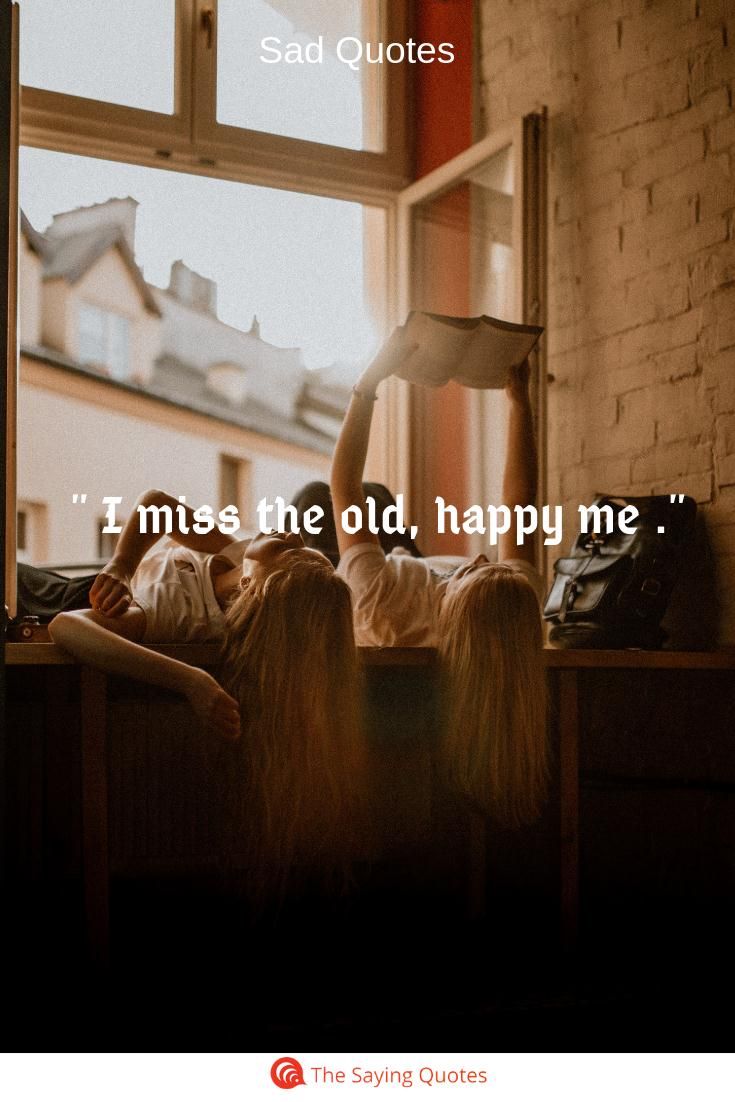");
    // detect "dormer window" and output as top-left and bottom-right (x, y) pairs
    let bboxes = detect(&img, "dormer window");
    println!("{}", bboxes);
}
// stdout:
(78, 304), (130, 380)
